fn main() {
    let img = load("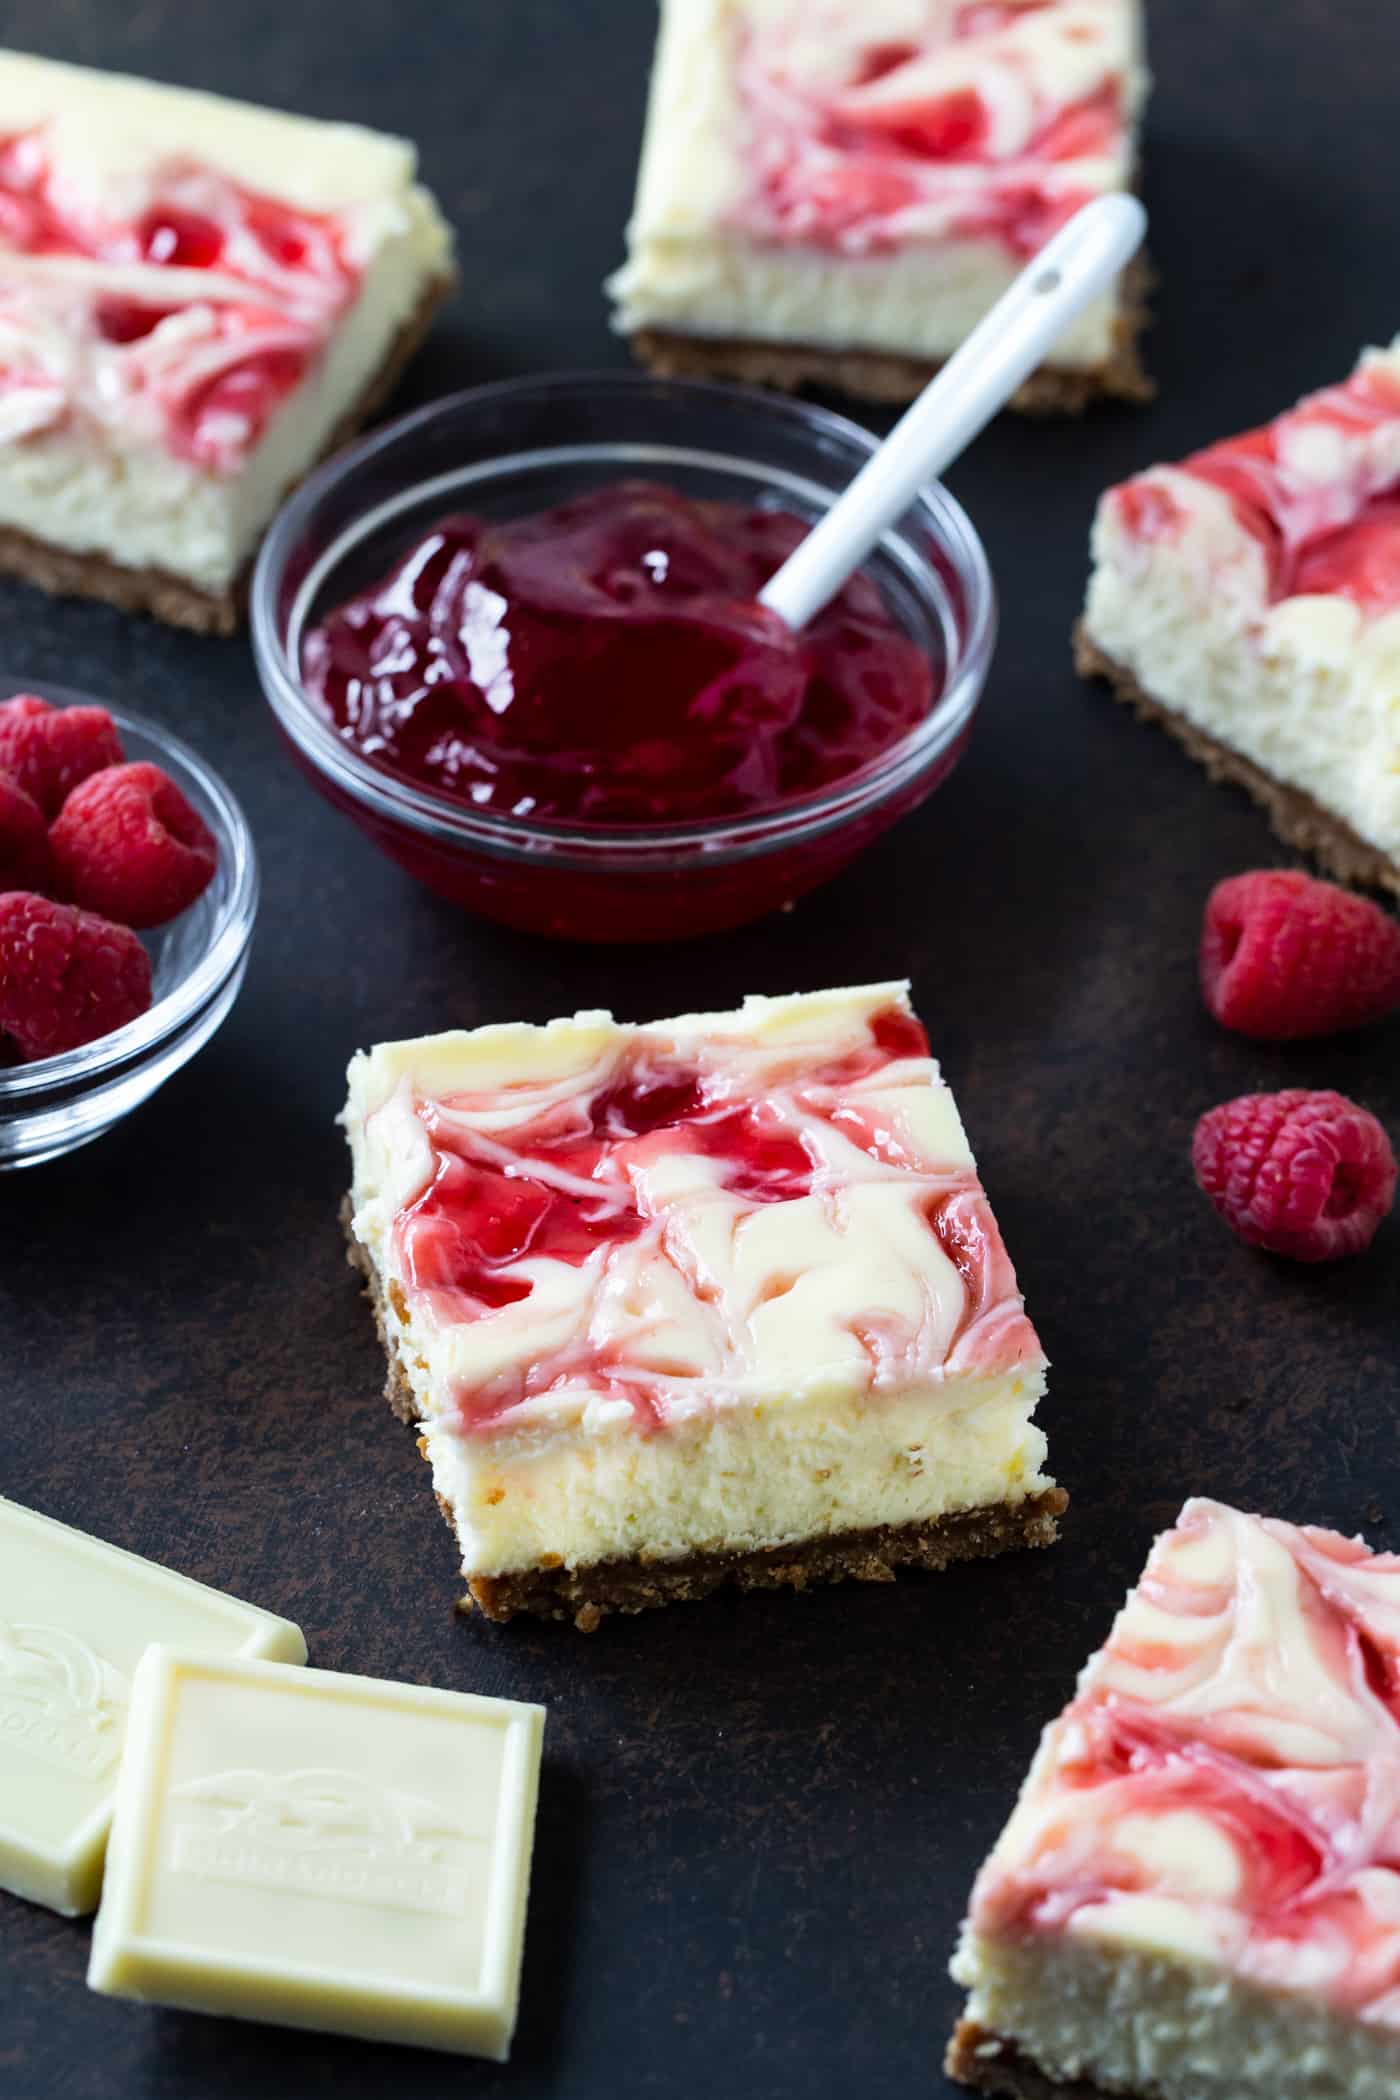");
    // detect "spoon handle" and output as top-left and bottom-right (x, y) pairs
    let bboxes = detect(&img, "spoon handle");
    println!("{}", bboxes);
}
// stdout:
(757, 193), (1148, 633)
